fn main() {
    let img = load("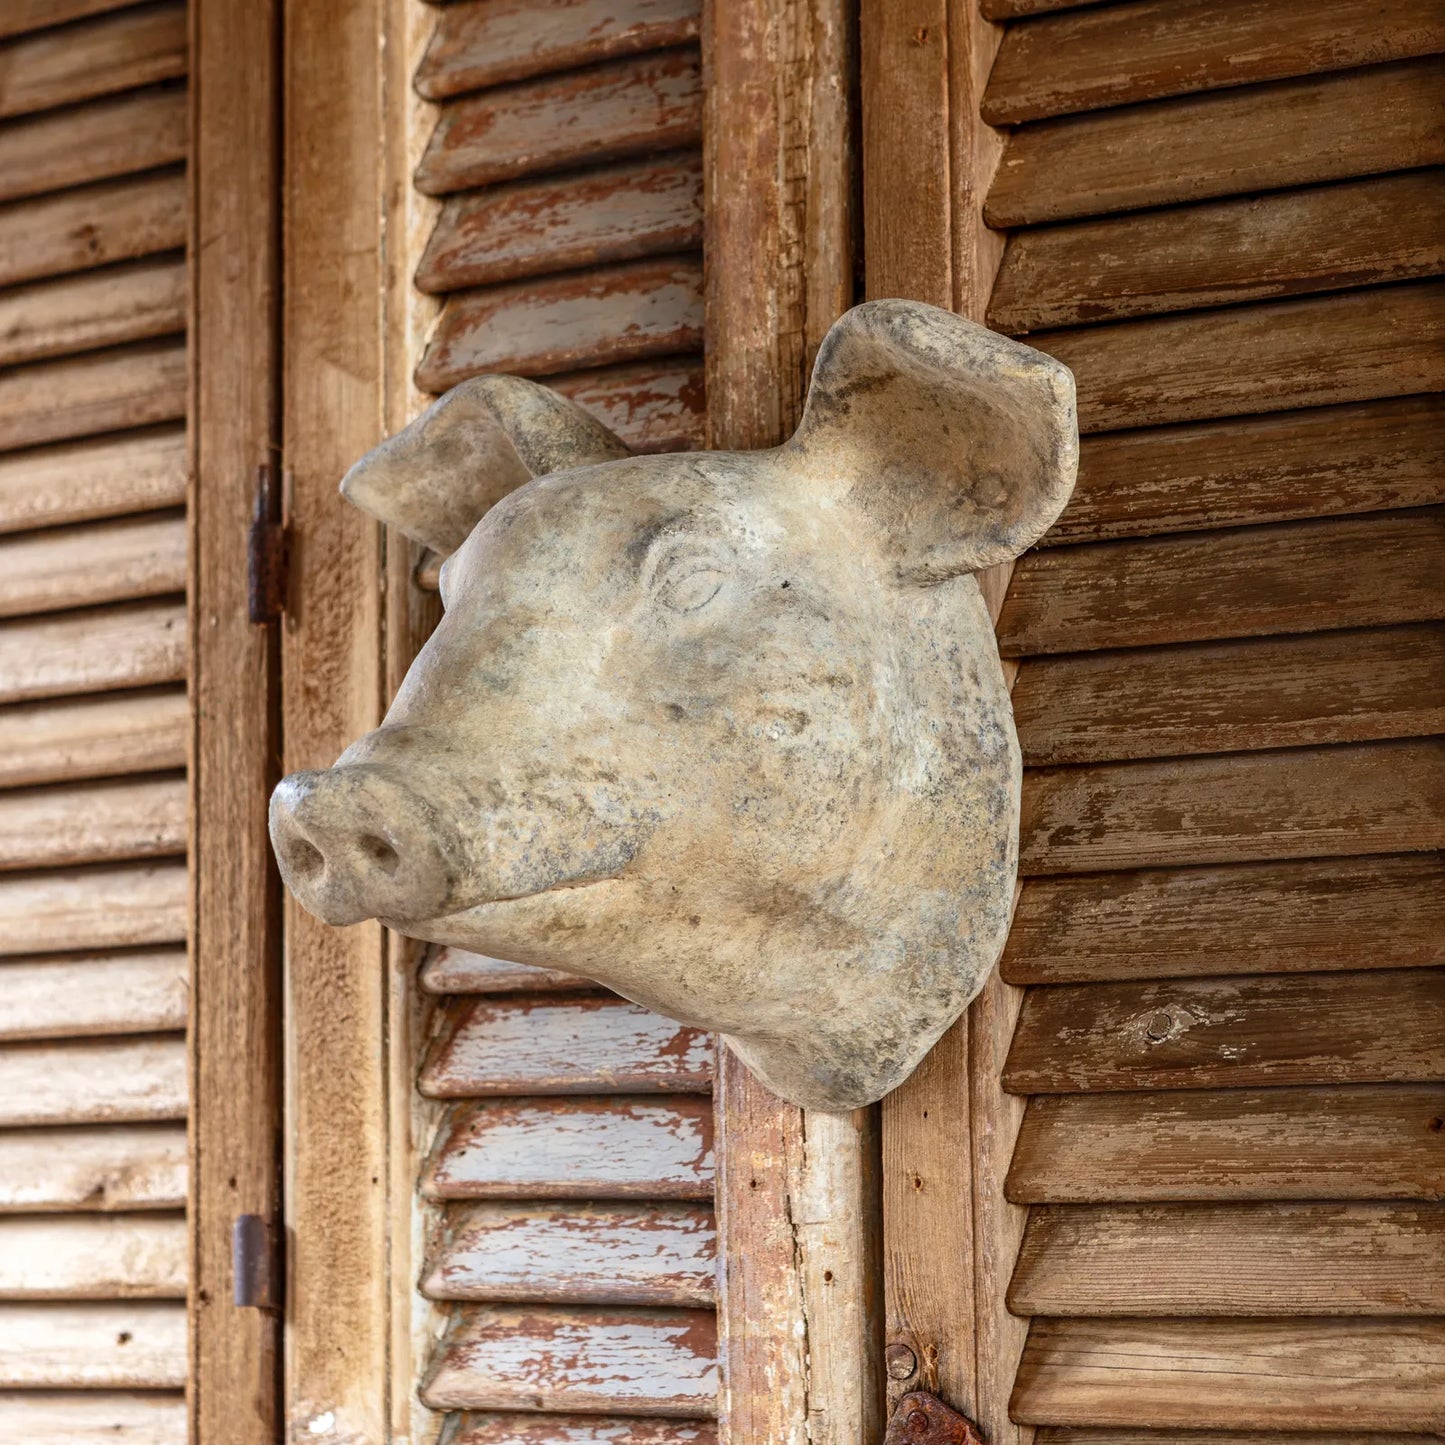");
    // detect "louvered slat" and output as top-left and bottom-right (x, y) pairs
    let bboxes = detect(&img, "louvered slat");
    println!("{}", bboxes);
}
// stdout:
(0, 1126), (185, 1213)
(1006, 1086), (1445, 1203)
(1032, 1432), (1434, 1445)
(0, 1391), (185, 1444)
(0, 1), (147, 40)
(0, 1302), (185, 1388)
(442, 1417), (716, 1445)
(0, 1215), (185, 1299)
(421, 996), (713, 1096)
(415, 48), (702, 197)
(1003, 968), (1445, 1093)
(1009, 1202), (1445, 1316)
(982, 0), (1445, 125)
(423, 1201), (716, 1305)
(0, 689), (187, 789)
(0, 1038), (186, 1127)
(425, 1096), (715, 1200)
(0, 951), (187, 1041)
(0, 862), (187, 956)
(421, 947), (586, 995)
(1013, 624), (1445, 765)
(550, 359), (705, 453)
(986, 56), (1445, 227)
(0, 776), (186, 871)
